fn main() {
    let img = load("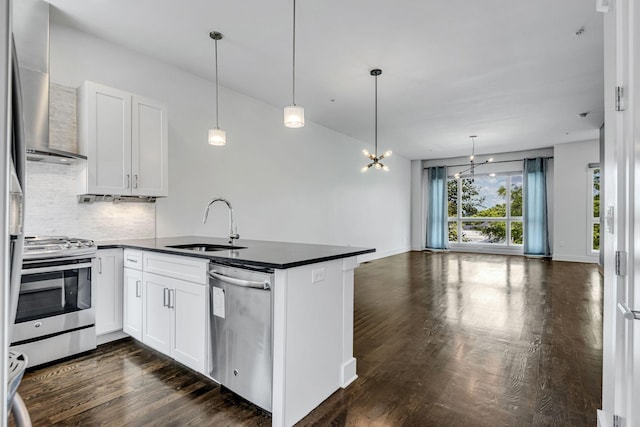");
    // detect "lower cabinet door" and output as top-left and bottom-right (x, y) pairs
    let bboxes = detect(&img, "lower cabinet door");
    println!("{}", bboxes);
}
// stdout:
(95, 249), (124, 336)
(122, 267), (143, 341)
(142, 272), (172, 355)
(172, 278), (207, 373)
